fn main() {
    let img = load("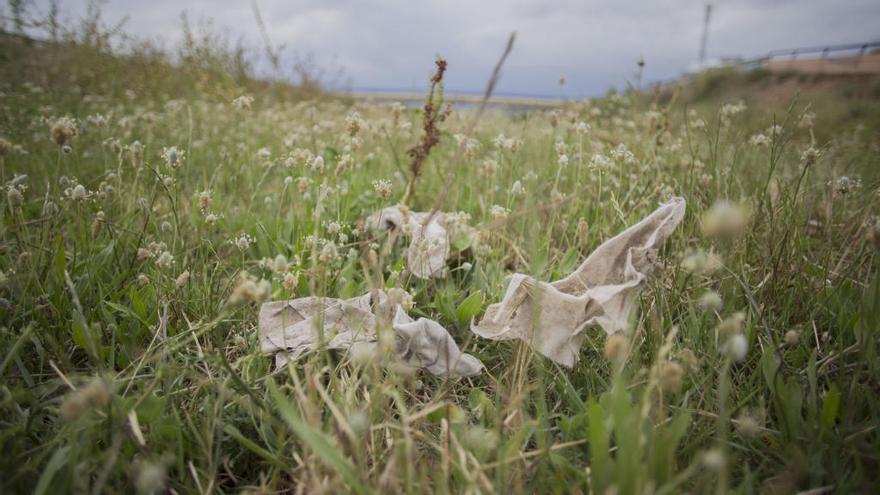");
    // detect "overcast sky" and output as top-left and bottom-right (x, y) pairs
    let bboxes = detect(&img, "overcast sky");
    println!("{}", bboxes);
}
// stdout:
(24, 0), (880, 97)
